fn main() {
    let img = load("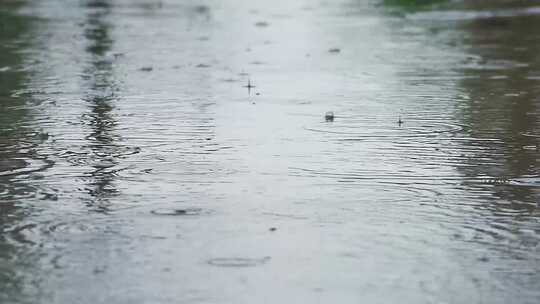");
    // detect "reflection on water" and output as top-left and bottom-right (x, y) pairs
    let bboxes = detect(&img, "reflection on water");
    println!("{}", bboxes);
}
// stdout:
(1, 0), (540, 303)
(457, 3), (540, 204)
(0, 2), (48, 303)
(454, 6), (540, 290)
(81, 0), (120, 212)
(395, 1), (540, 299)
